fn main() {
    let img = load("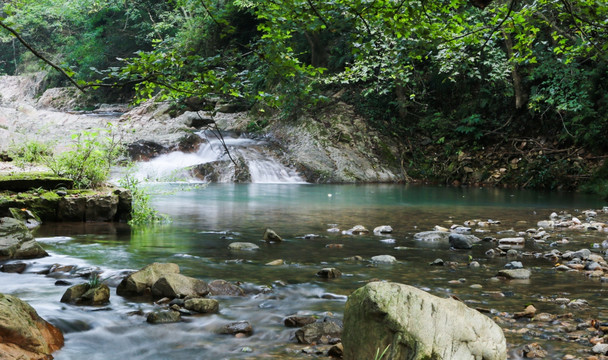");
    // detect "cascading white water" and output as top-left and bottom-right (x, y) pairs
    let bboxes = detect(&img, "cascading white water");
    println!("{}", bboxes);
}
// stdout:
(131, 132), (306, 183)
